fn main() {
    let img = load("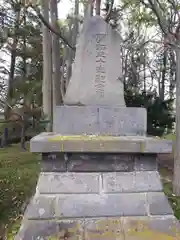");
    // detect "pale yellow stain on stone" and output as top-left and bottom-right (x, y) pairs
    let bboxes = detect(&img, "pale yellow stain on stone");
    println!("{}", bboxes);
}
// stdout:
(48, 135), (121, 141)
(125, 230), (180, 240)
(123, 219), (180, 240)
(140, 142), (145, 152)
